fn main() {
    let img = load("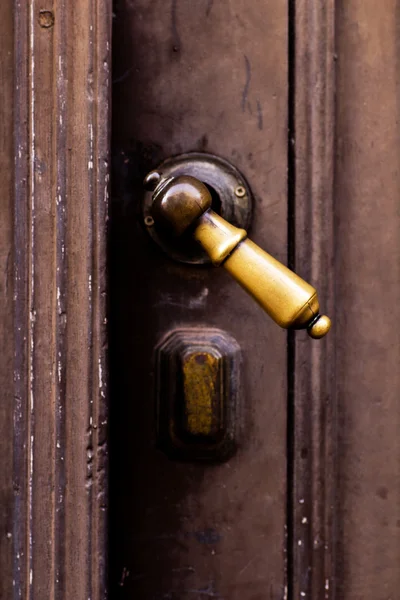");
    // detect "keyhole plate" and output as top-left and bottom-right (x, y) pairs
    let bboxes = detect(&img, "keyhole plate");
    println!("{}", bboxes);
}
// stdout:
(155, 327), (242, 462)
